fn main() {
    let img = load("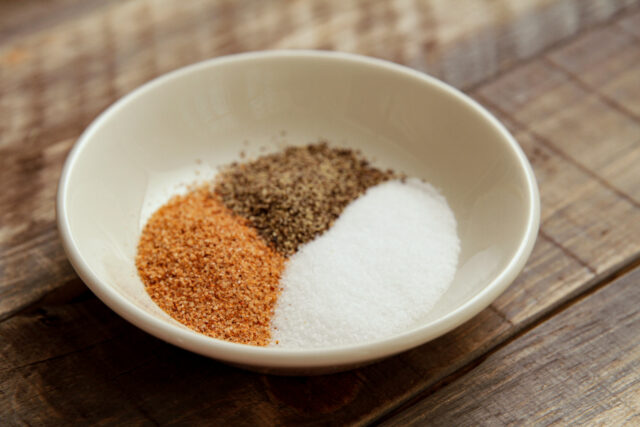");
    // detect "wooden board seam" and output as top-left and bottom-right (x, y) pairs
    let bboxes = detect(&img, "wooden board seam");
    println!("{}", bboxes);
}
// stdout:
(0, 278), (90, 324)
(464, 4), (640, 93)
(539, 229), (596, 274)
(372, 254), (640, 425)
(2, 3), (640, 424)
(542, 55), (640, 122)
(381, 261), (640, 425)
(474, 93), (640, 212)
